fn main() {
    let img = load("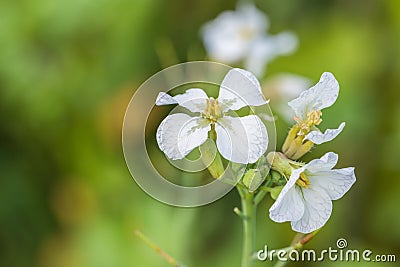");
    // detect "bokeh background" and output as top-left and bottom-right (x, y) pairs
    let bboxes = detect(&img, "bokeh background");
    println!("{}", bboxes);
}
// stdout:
(1, 0), (399, 266)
